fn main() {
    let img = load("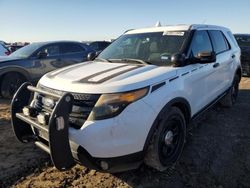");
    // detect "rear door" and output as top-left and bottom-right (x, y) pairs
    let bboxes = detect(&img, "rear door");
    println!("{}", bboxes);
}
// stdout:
(208, 30), (232, 92)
